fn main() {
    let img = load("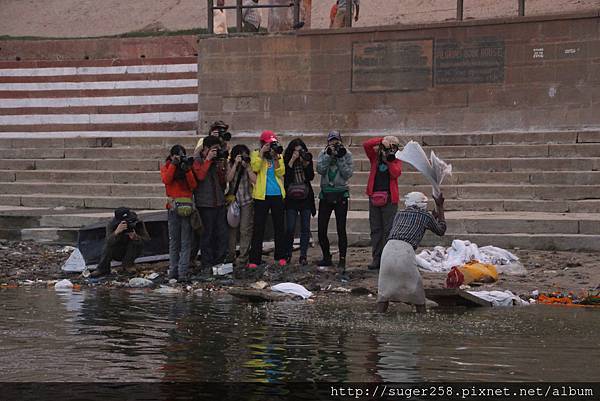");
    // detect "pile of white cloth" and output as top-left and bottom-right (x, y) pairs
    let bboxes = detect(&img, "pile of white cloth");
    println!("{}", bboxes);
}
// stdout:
(467, 290), (529, 307)
(416, 239), (523, 273)
(395, 141), (452, 198)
